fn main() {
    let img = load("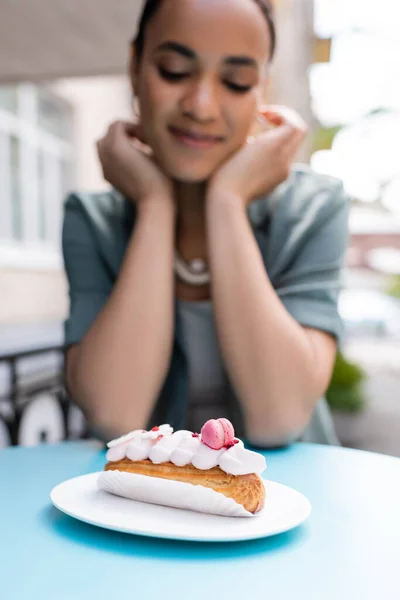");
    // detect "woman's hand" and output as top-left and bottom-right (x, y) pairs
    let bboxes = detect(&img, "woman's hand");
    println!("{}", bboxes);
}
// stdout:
(208, 106), (307, 206)
(97, 121), (173, 206)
